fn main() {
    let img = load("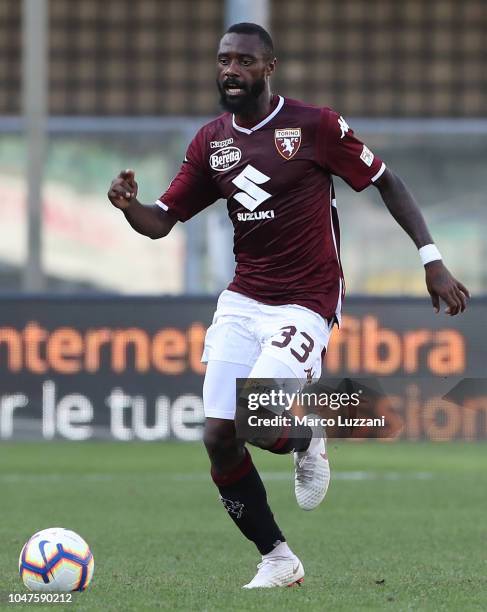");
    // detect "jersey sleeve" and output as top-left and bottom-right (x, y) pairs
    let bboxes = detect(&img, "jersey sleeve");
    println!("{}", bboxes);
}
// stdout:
(316, 109), (385, 192)
(155, 128), (220, 222)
